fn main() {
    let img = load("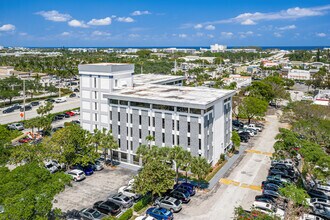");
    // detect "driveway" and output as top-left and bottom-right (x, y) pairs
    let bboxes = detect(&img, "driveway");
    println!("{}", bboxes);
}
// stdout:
(176, 114), (282, 220)
(53, 166), (136, 212)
